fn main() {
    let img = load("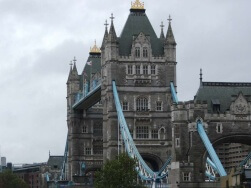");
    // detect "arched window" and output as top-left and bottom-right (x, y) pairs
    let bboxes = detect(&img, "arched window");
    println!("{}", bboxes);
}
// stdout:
(136, 97), (148, 111)
(143, 47), (148, 58)
(135, 47), (140, 58)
